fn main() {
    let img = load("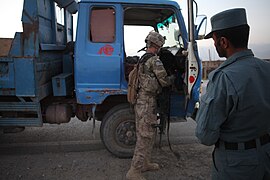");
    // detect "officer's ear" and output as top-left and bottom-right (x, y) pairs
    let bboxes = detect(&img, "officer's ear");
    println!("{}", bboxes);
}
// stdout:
(220, 37), (229, 49)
